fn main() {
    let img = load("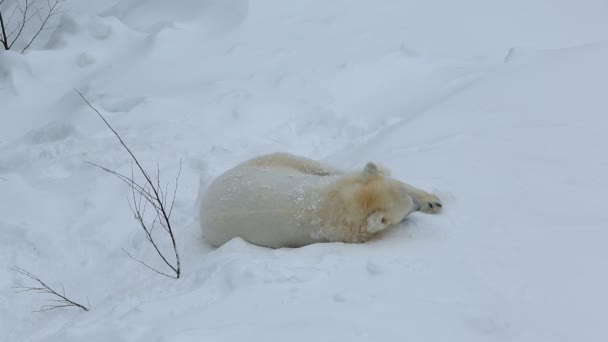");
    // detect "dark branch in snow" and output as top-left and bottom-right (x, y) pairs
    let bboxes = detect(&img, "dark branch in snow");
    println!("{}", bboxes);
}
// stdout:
(0, 1), (12, 50)
(11, 266), (89, 312)
(20, 0), (66, 53)
(0, 0), (66, 53)
(75, 89), (182, 280)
